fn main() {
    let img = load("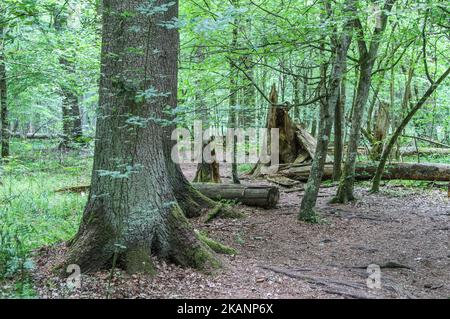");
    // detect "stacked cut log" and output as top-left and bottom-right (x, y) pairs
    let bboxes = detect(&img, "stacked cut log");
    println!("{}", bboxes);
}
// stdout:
(192, 183), (279, 209)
